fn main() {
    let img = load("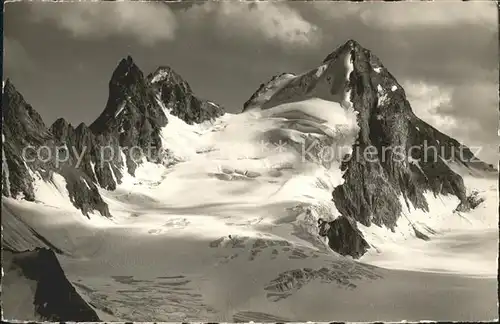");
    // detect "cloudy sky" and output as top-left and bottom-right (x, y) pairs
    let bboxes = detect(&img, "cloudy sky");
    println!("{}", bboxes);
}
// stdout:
(4, 1), (499, 163)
